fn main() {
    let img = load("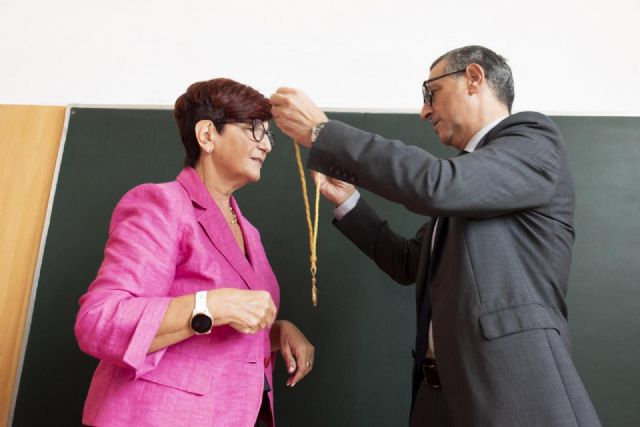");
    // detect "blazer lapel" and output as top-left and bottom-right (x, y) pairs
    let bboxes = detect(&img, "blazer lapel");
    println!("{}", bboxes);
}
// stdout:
(423, 148), (464, 281)
(231, 198), (256, 268)
(415, 215), (449, 320)
(428, 217), (449, 281)
(176, 168), (258, 289)
(415, 219), (437, 312)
